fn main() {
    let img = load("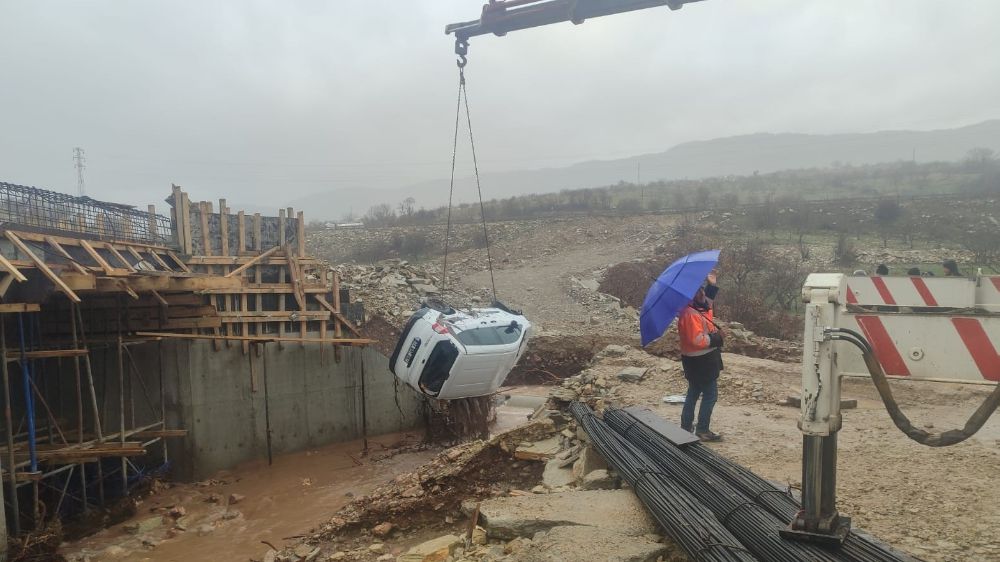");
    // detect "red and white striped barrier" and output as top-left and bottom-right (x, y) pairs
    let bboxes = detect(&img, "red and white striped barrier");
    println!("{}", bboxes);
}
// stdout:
(835, 276), (1000, 382)
(844, 276), (975, 308)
